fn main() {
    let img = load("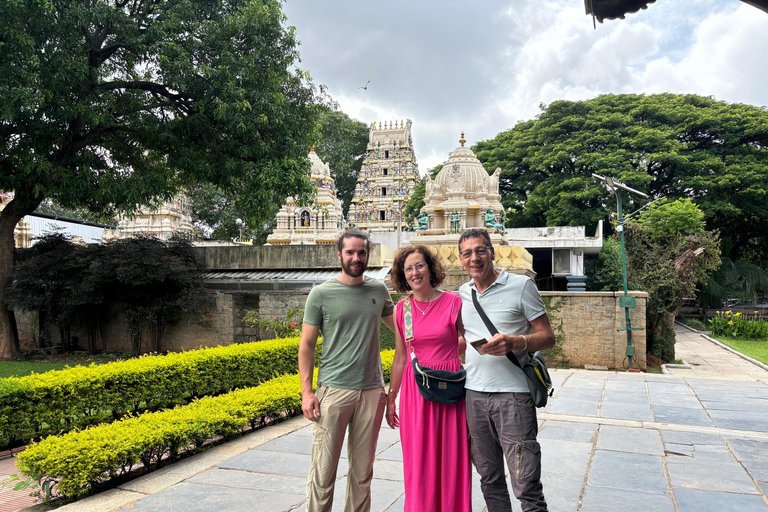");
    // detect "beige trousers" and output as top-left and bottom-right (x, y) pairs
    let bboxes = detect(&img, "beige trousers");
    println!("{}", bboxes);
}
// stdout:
(306, 385), (387, 512)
